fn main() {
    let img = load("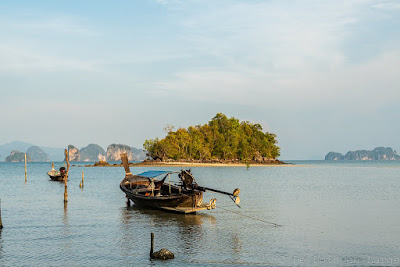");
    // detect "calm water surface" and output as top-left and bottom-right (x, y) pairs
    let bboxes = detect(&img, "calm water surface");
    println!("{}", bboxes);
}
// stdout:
(0, 161), (399, 266)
